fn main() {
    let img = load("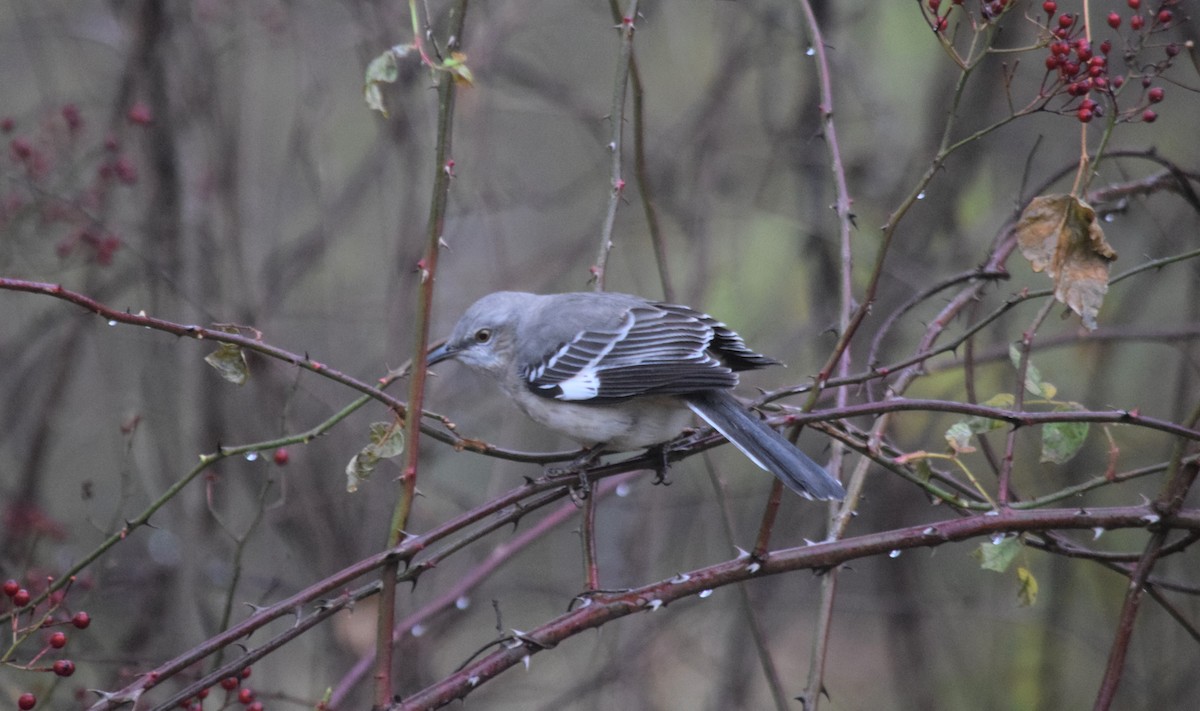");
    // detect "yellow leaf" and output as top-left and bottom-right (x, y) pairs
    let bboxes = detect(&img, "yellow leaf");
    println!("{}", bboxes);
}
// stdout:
(1016, 194), (1117, 330)
(1017, 566), (1039, 607)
